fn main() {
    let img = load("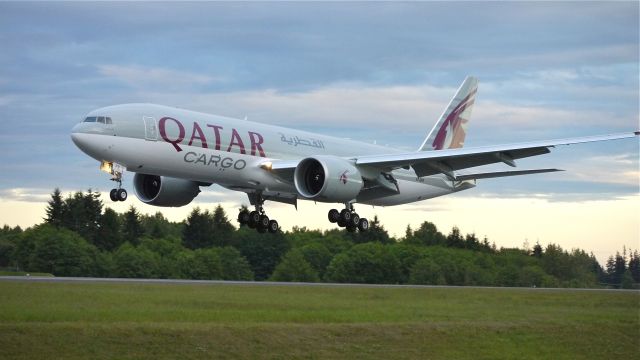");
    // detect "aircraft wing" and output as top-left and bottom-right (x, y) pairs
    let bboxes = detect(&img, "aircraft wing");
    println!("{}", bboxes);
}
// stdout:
(355, 132), (639, 179)
(267, 132), (637, 182)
